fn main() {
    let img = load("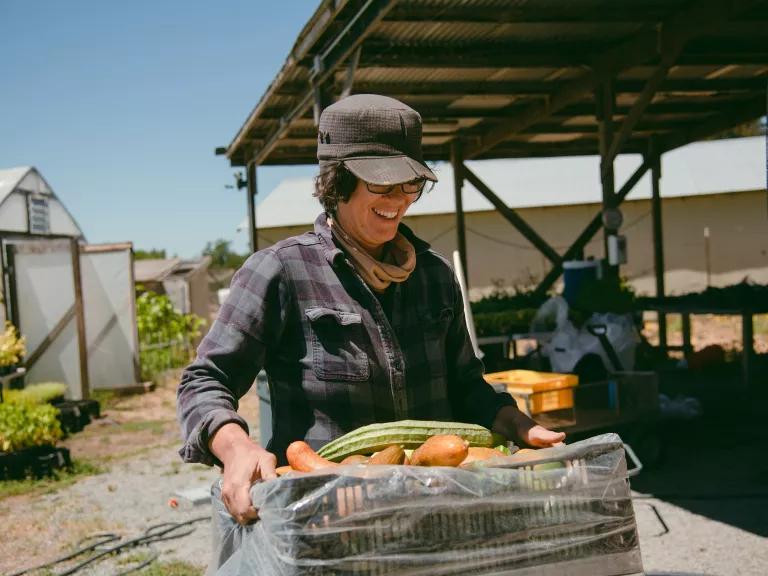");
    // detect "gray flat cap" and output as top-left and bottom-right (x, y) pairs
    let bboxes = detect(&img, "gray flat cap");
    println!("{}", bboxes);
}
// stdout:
(317, 94), (437, 185)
